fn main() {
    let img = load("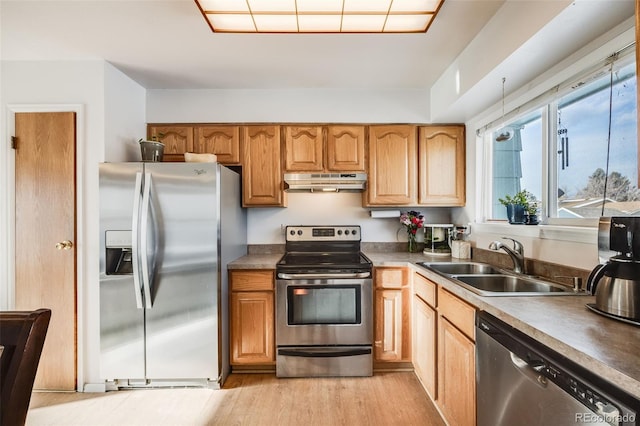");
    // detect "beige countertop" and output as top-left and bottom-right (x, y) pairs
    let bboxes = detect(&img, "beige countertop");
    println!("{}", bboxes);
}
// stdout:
(228, 250), (640, 400)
